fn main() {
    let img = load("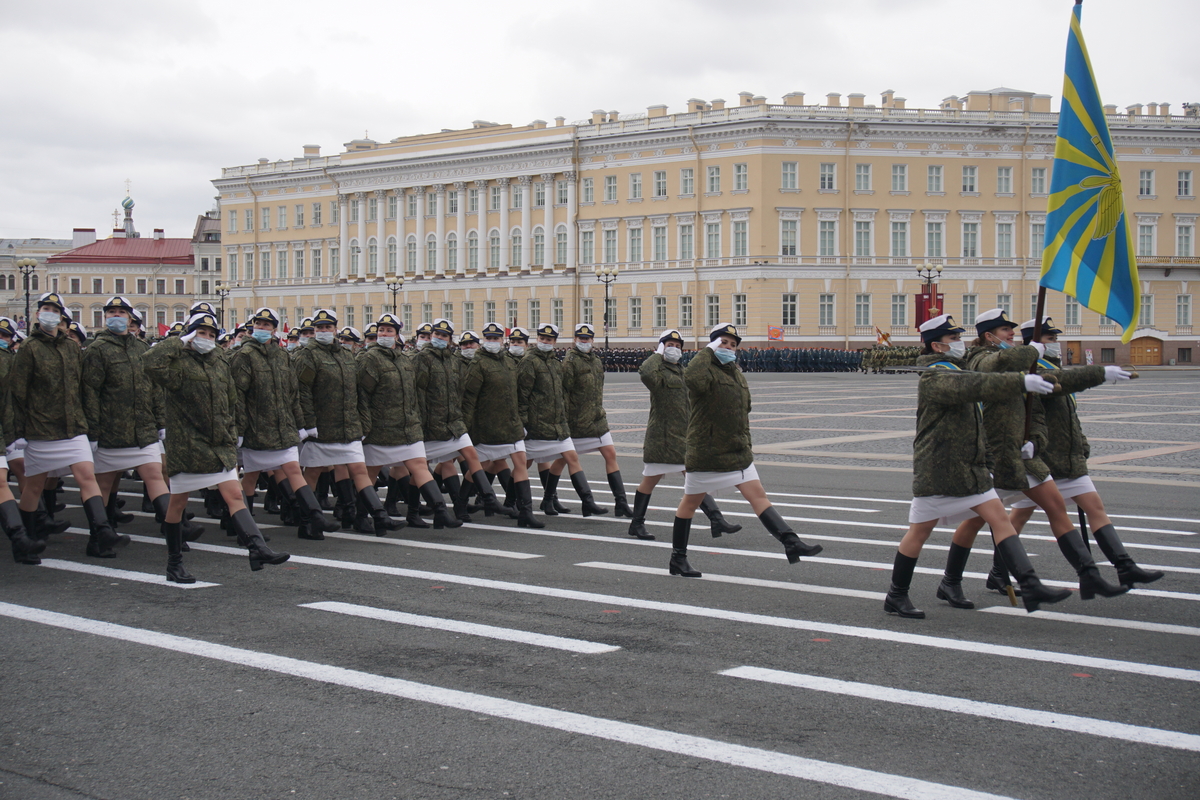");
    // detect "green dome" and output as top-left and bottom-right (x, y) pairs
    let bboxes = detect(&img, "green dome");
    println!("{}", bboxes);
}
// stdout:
(121, 197), (135, 210)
